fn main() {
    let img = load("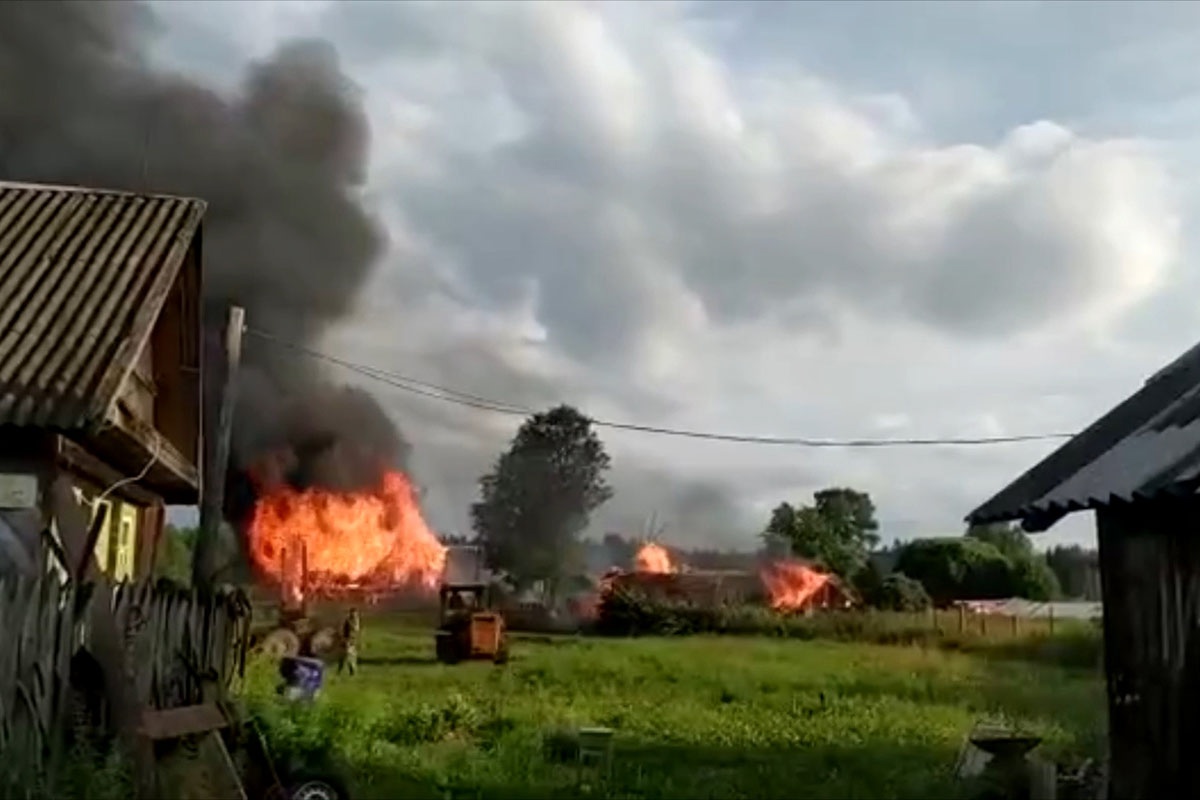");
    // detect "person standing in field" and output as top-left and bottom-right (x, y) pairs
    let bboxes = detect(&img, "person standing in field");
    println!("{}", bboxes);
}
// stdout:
(339, 607), (361, 676)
